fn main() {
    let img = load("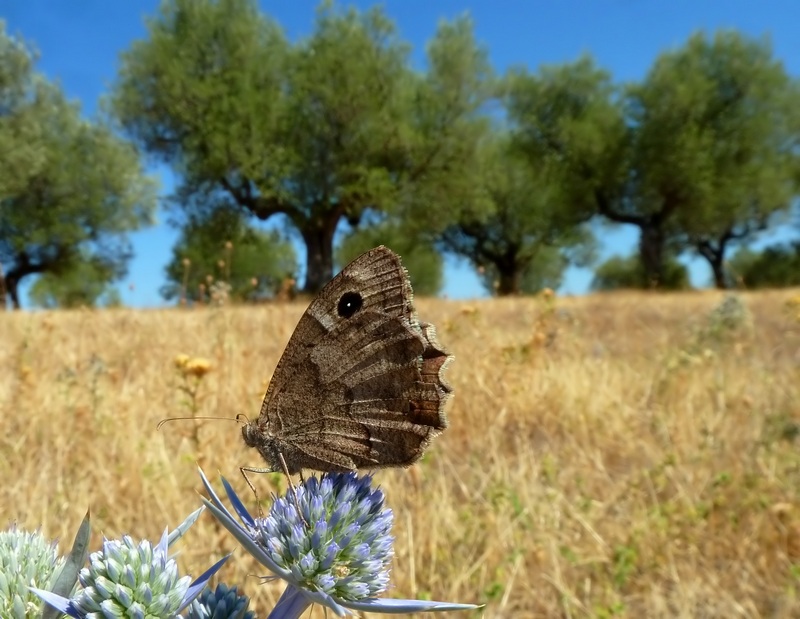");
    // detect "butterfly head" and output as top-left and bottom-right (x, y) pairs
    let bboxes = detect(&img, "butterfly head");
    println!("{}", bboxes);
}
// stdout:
(242, 420), (268, 447)
(241, 421), (255, 443)
(241, 421), (287, 473)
